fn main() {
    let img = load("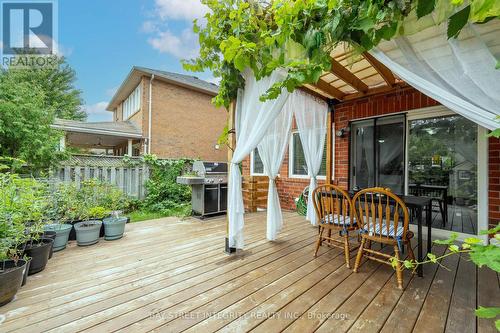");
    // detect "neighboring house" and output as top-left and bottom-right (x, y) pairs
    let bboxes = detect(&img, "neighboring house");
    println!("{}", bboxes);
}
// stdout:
(56, 67), (227, 161)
